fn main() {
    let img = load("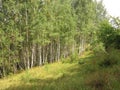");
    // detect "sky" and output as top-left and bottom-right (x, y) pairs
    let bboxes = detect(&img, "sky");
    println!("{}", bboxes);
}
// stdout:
(97, 0), (120, 17)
